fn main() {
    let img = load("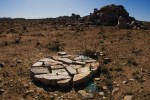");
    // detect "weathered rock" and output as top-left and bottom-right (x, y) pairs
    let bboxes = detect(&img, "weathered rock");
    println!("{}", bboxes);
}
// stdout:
(52, 69), (69, 76)
(99, 91), (105, 96)
(61, 55), (72, 58)
(0, 62), (5, 67)
(70, 64), (82, 69)
(58, 51), (67, 56)
(112, 87), (119, 95)
(30, 67), (50, 76)
(57, 79), (72, 88)
(34, 74), (71, 85)
(58, 58), (73, 64)
(90, 62), (100, 76)
(103, 58), (111, 64)
(52, 56), (61, 61)
(117, 16), (129, 29)
(17, 60), (23, 63)
(32, 62), (43, 67)
(72, 61), (86, 65)
(51, 65), (64, 69)
(124, 95), (133, 100)
(65, 65), (77, 75)
(44, 61), (63, 67)
(77, 66), (91, 74)
(78, 90), (94, 99)
(73, 72), (91, 86)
